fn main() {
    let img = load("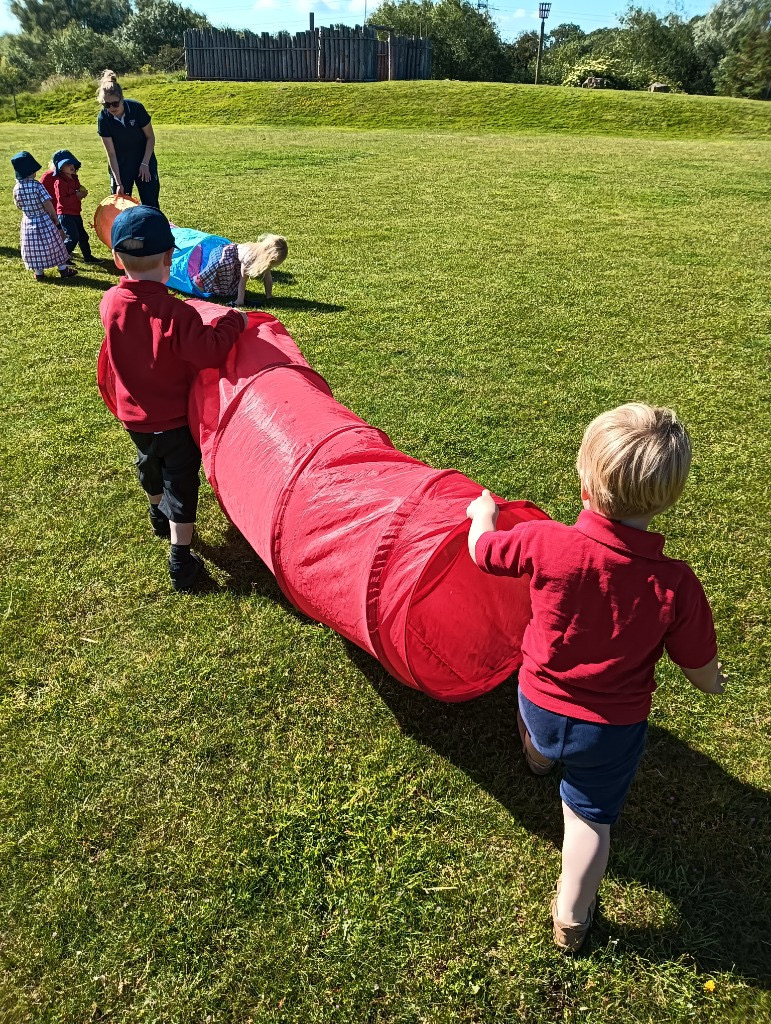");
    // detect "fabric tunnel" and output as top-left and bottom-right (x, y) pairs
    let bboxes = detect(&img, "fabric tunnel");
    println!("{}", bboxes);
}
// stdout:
(93, 196), (228, 300)
(165, 226), (231, 299)
(93, 193), (140, 246)
(98, 301), (549, 701)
